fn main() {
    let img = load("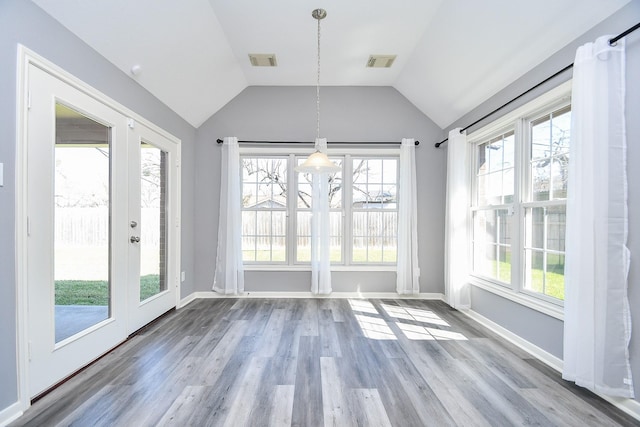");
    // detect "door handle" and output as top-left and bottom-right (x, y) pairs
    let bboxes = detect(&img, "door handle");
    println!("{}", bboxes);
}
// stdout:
(130, 236), (140, 243)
